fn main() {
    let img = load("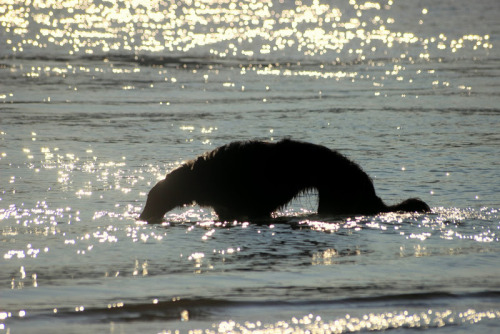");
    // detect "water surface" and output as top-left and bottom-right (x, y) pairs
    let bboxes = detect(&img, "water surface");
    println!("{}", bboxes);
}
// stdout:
(1, 0), (500, 333)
